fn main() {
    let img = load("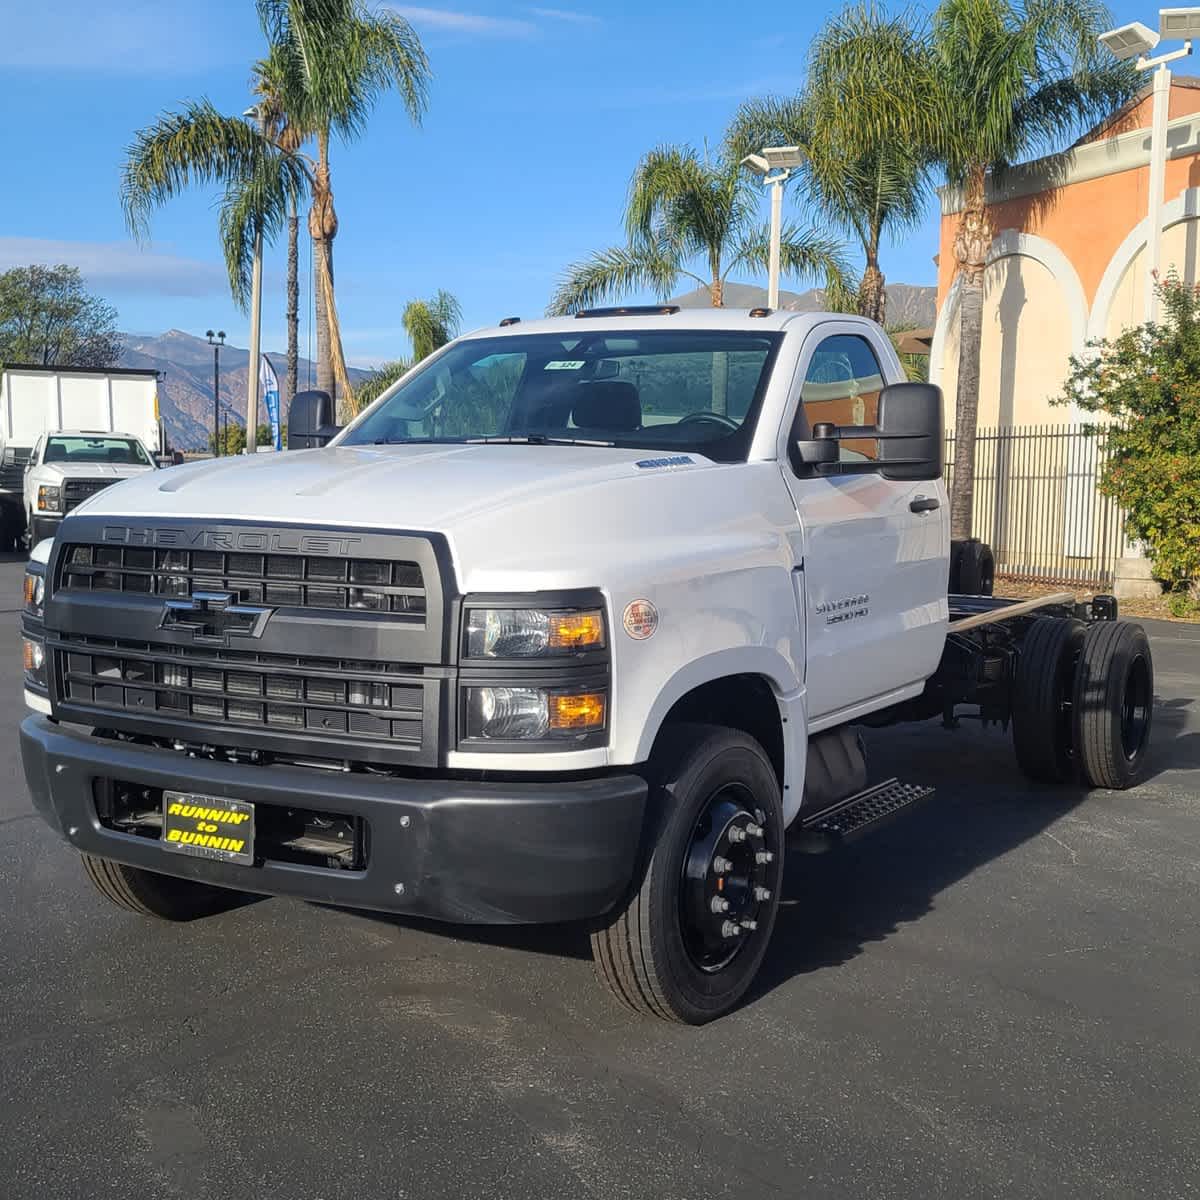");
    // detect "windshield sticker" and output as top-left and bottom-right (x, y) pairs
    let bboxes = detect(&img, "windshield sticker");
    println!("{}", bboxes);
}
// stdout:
(544, 360), (586, 371)
(635, 455), (694, 470)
